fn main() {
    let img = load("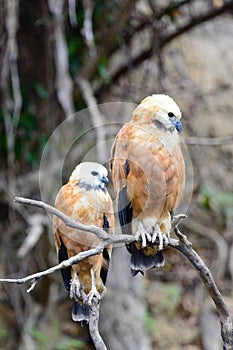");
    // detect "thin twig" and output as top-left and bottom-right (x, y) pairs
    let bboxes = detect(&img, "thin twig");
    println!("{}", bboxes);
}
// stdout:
(17, 213), (50, 258)
(0, 245), (104, 292)
(14, 196), (135, 245)
(182, 218), (228, 278)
